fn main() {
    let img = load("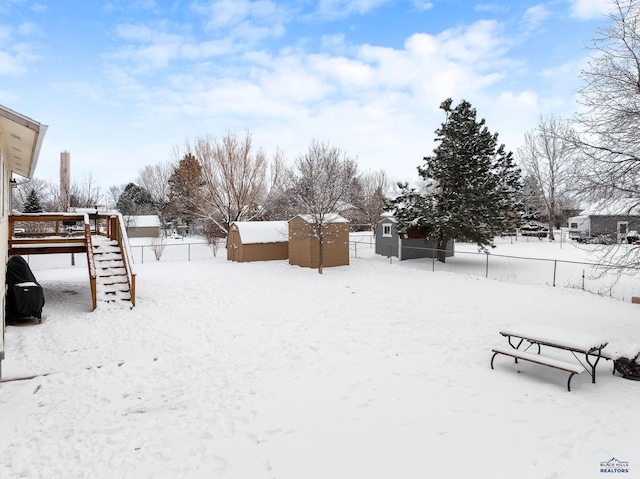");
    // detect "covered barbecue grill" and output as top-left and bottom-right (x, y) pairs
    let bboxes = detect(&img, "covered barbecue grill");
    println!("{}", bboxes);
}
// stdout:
(6, 255), (45, 324)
